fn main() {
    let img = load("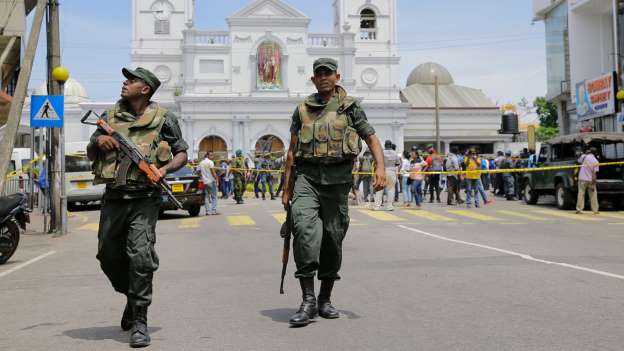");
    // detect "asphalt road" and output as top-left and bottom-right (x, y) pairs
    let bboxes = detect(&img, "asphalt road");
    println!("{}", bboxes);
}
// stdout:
(2, 194), (624, 351)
